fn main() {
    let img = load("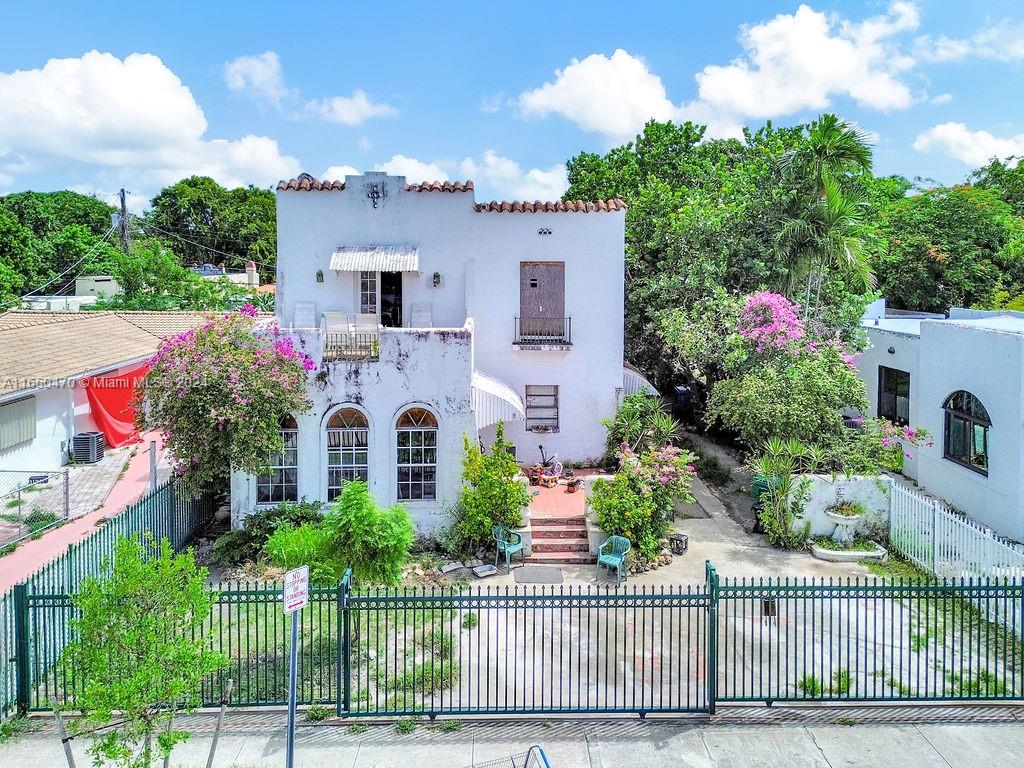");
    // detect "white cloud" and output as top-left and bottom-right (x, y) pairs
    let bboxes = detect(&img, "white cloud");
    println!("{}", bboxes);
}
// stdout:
(0, 51), (300, 194)
(916, 21), (1024, 63)
(323, 165), (359, 180)
(224, 51), (291, 106)
(306, 90), (397, 126)
(694, 3), (918, 118)
(459, 150), (568, 201)
(929, 92), (953, 105)
(519, 49), (679, 141)
(224, 50), (396, 126)
(357, 136), (373, 153)
(374, 154), (448, 182)
(480, 94), (504, 114)
(517, 4), (922, 141)
(913, 122), (1024, 166)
